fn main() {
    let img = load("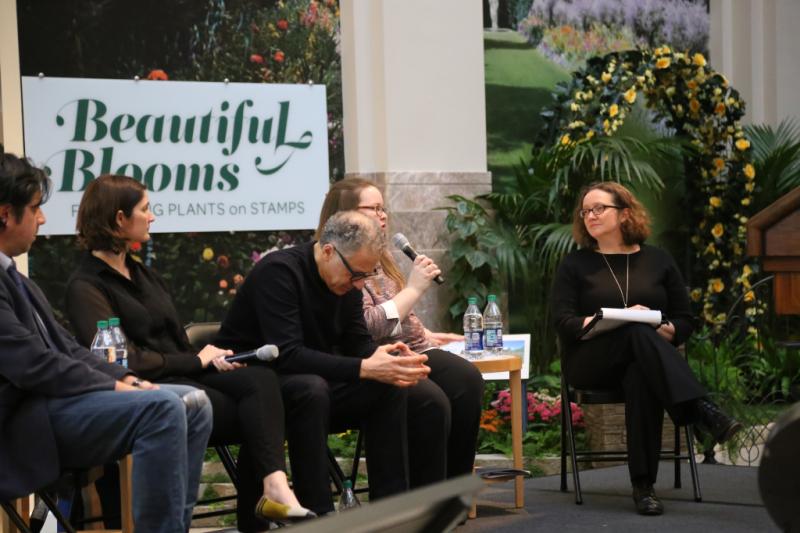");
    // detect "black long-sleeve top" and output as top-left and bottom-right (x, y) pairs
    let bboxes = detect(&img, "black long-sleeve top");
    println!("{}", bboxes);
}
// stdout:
(65, 254), (202, 382)
(215, 242), (378, 382)
(551, 244), (694, 350)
